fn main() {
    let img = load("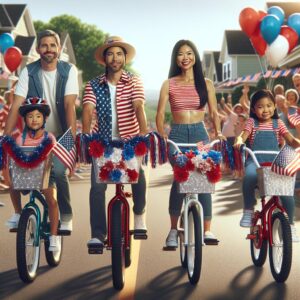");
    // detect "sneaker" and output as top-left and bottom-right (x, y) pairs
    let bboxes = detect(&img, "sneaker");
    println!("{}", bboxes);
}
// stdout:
(204, 231), (219, 245)
(291, 225), (300, 243)
(166, 229), (178, 247)
(134, 213), (147, 231)
(49, 235), (61, 252)
(60, 220), (73, 232)
(5, 213), (20, 229)
(240, 210), (254, 227)
(87, 238), (104, 248)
